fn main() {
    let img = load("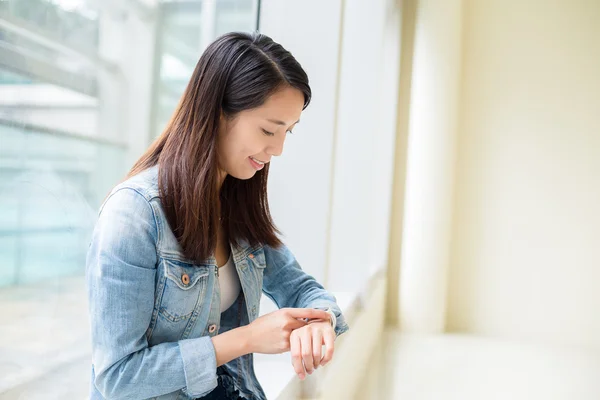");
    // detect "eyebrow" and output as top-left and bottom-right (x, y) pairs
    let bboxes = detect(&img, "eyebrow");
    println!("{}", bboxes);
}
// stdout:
(267, 118), (300, 126)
